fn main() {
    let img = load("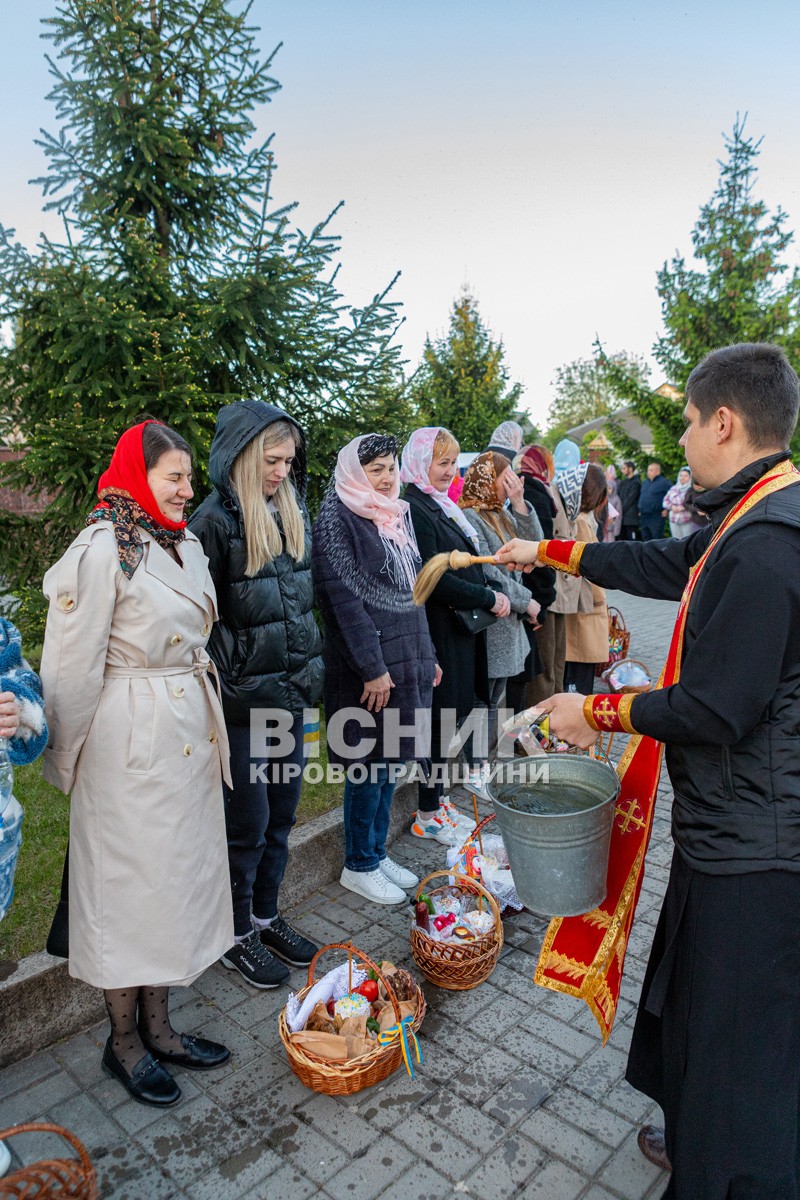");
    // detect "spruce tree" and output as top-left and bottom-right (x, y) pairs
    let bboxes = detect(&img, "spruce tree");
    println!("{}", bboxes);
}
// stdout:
(0, 0), (404, 612)
(598, 117), (800, 473)
(655, 116), (800, 387)
(411, 289), (526, 451)
(546, 351), (650, 443)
